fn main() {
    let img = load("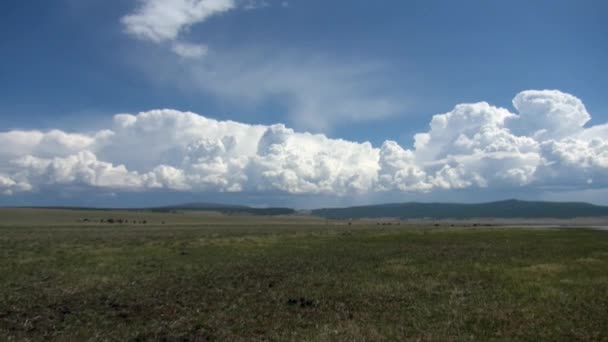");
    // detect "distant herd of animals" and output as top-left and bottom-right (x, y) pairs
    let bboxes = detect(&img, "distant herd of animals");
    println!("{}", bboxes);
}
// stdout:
(78, 217), (498, 227)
